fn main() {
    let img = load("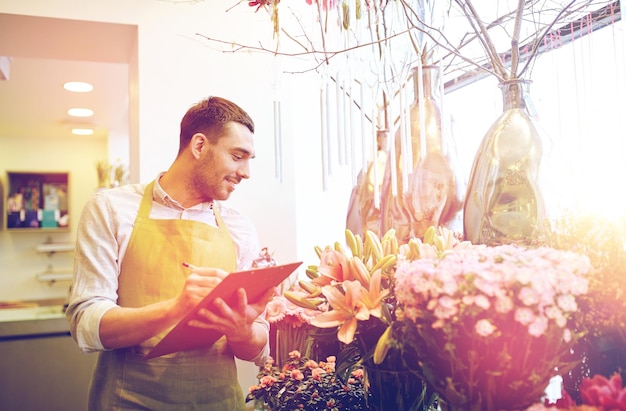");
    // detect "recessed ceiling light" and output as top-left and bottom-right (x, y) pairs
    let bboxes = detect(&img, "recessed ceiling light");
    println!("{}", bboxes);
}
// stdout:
(64, 81), (93, 92)
(71, 128), (94, 136)
(68, 108), (94, 117)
